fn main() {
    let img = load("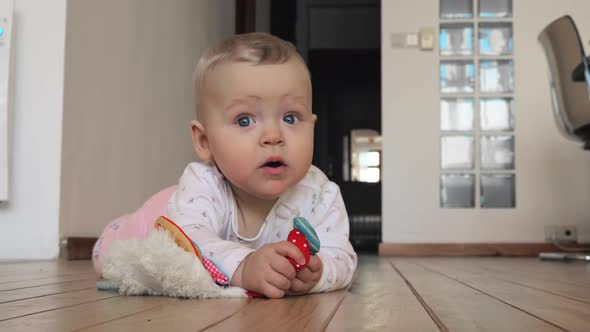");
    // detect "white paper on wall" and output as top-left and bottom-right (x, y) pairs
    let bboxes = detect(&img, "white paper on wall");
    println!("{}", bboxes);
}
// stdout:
(0, 0), (14, 203)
